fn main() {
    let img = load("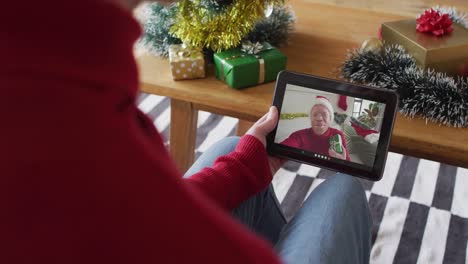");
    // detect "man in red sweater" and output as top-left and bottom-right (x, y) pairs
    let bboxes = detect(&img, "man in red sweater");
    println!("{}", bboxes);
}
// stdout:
(281, 96), (350, 161)
(1, 0), (371, 263)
